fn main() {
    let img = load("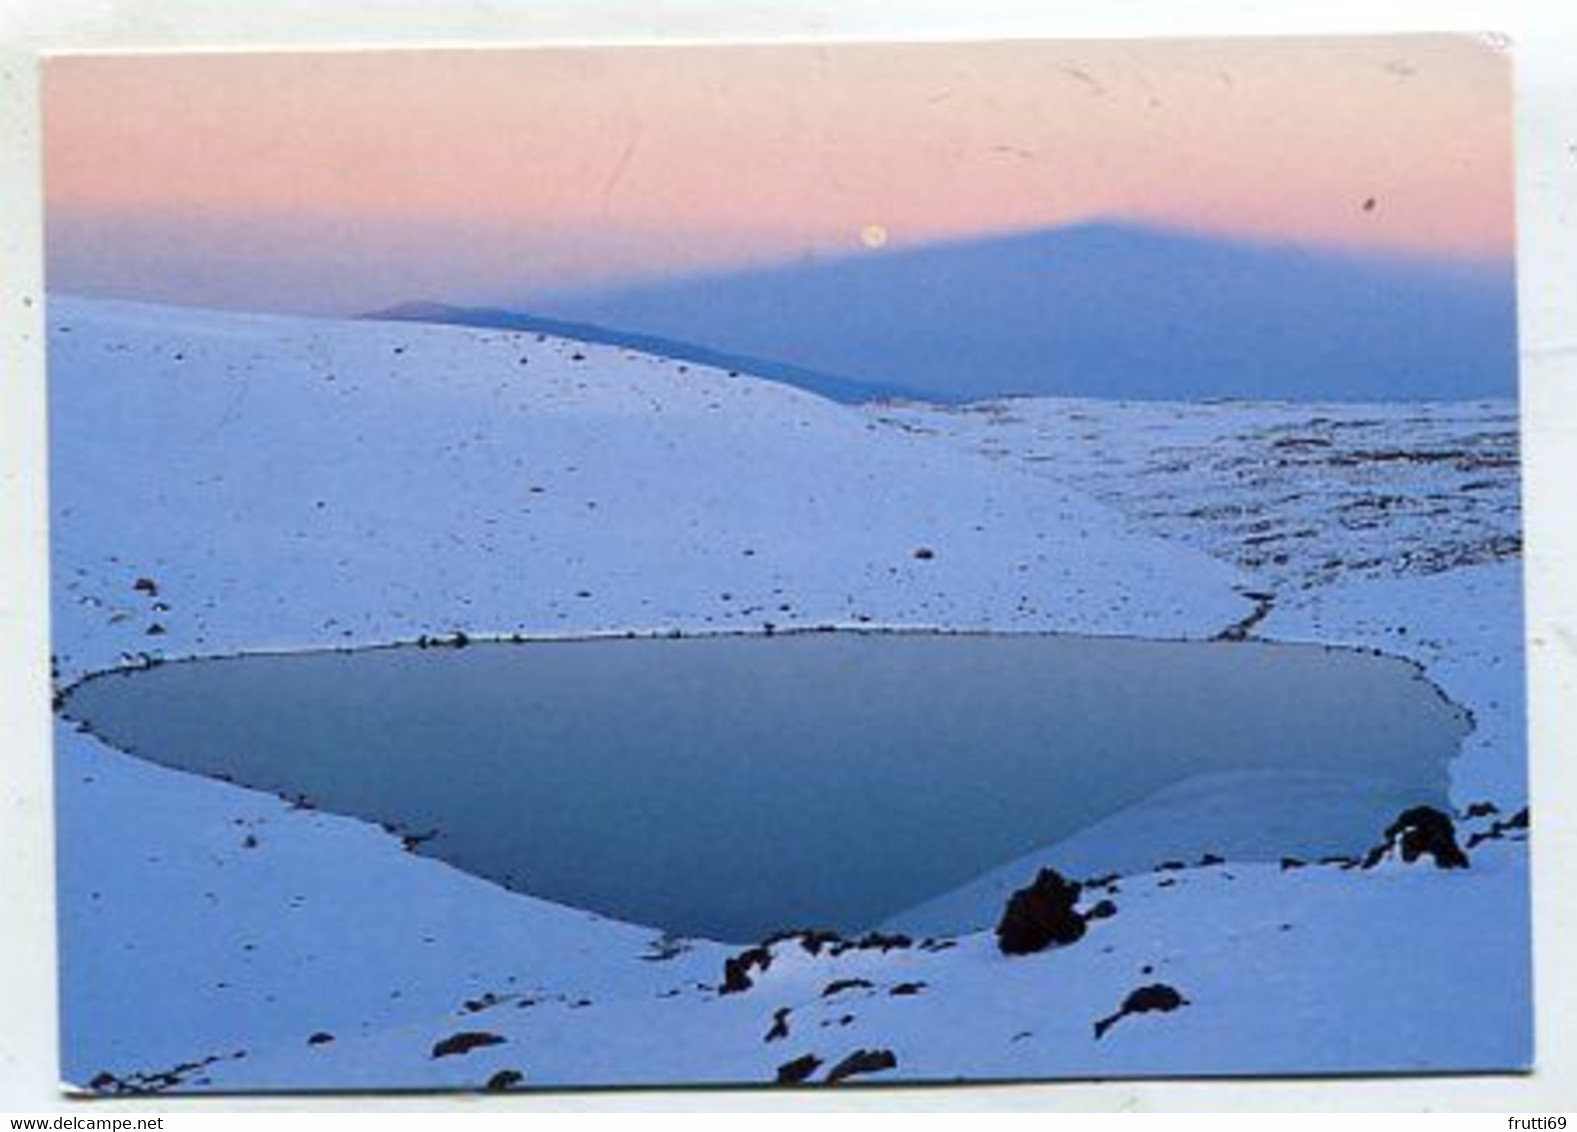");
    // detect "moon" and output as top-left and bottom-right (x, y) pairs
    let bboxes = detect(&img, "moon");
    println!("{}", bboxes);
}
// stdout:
(860, 224), (889, 249)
